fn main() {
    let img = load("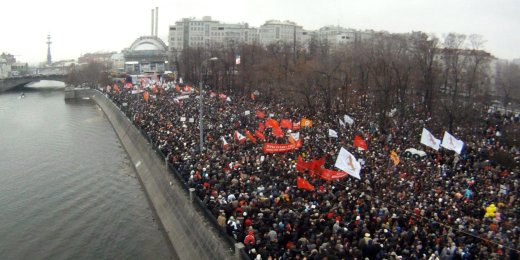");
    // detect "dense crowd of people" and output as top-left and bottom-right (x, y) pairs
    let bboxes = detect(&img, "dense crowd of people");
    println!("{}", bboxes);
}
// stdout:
(105, 79), (519, 260)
